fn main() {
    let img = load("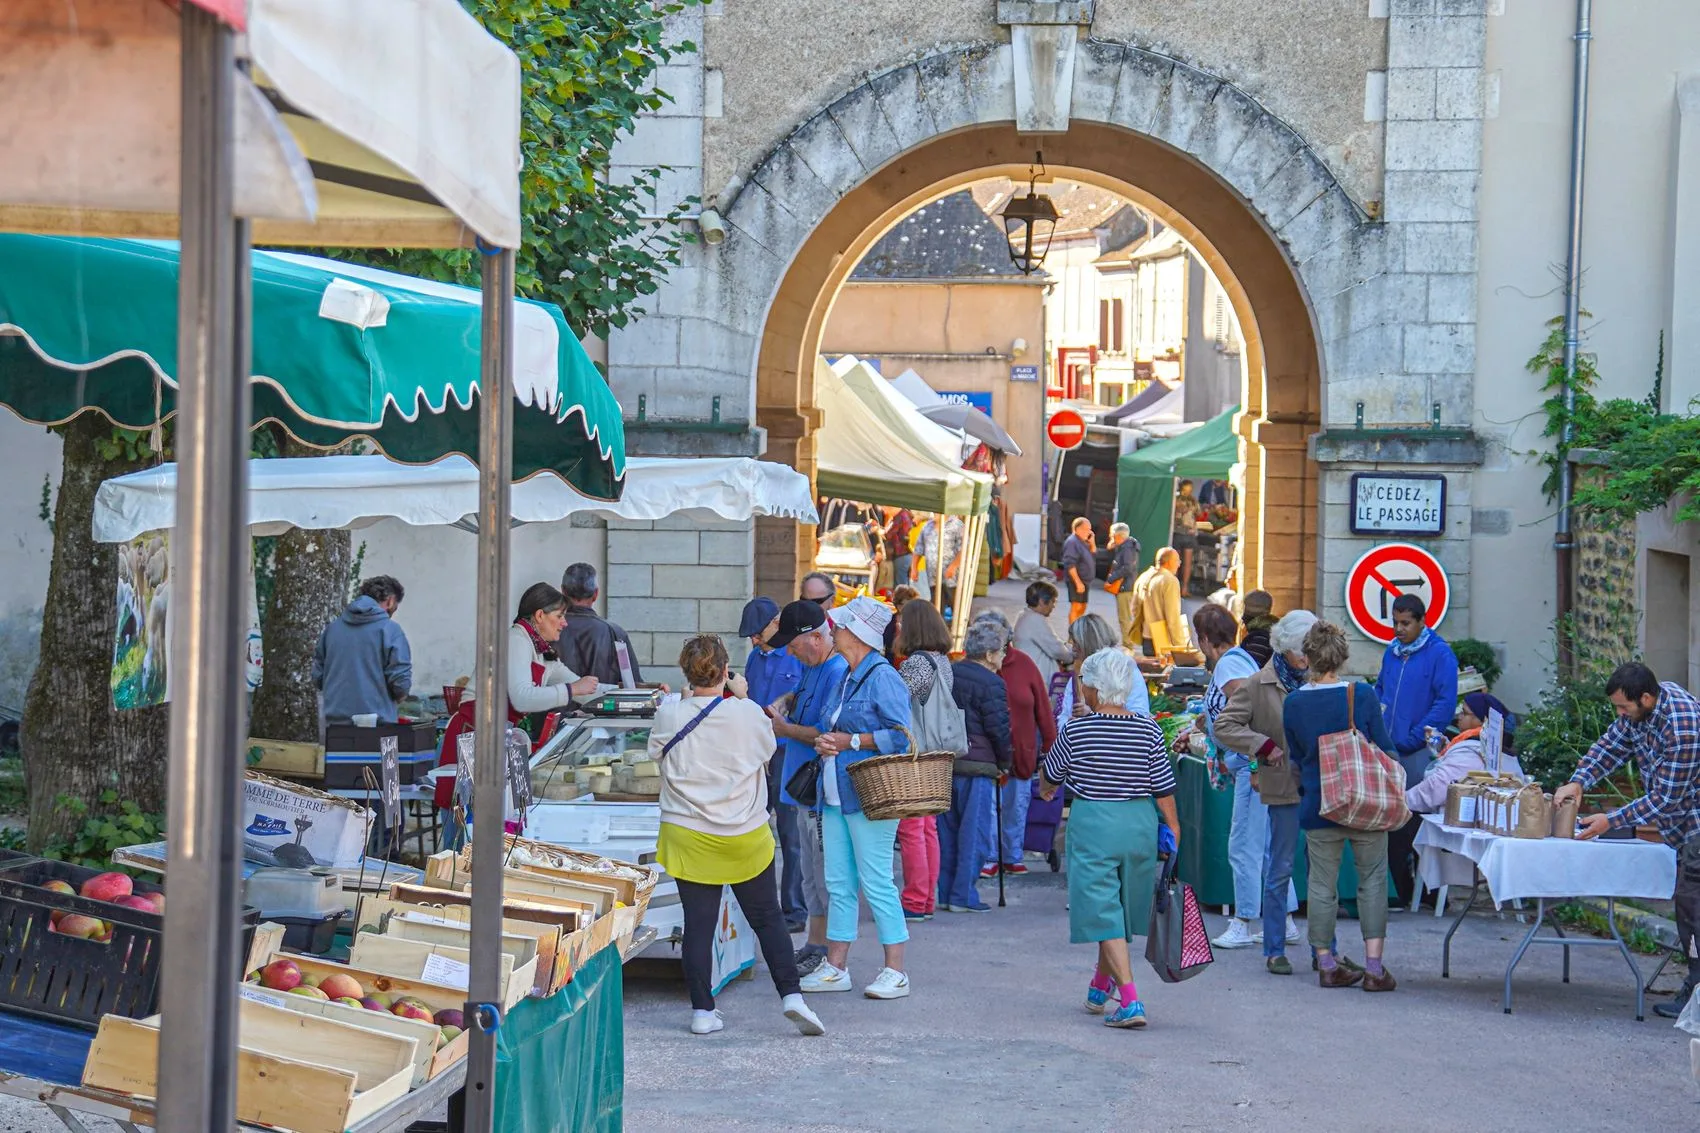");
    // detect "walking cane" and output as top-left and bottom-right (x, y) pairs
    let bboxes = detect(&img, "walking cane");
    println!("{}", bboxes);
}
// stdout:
(995, 773), (1007, 908)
